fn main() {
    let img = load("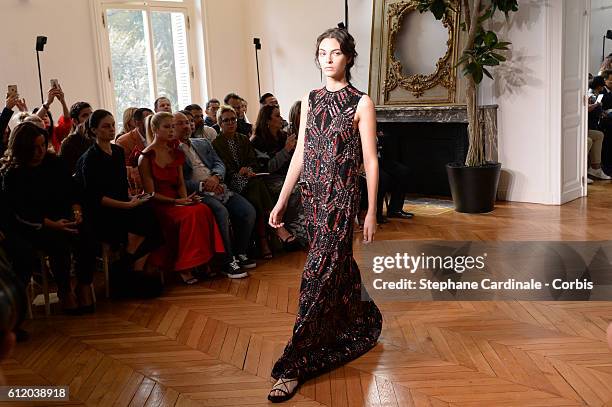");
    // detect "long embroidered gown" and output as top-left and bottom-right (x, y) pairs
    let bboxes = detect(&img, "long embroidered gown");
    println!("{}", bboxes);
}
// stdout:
(271, 84), (383, 380)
